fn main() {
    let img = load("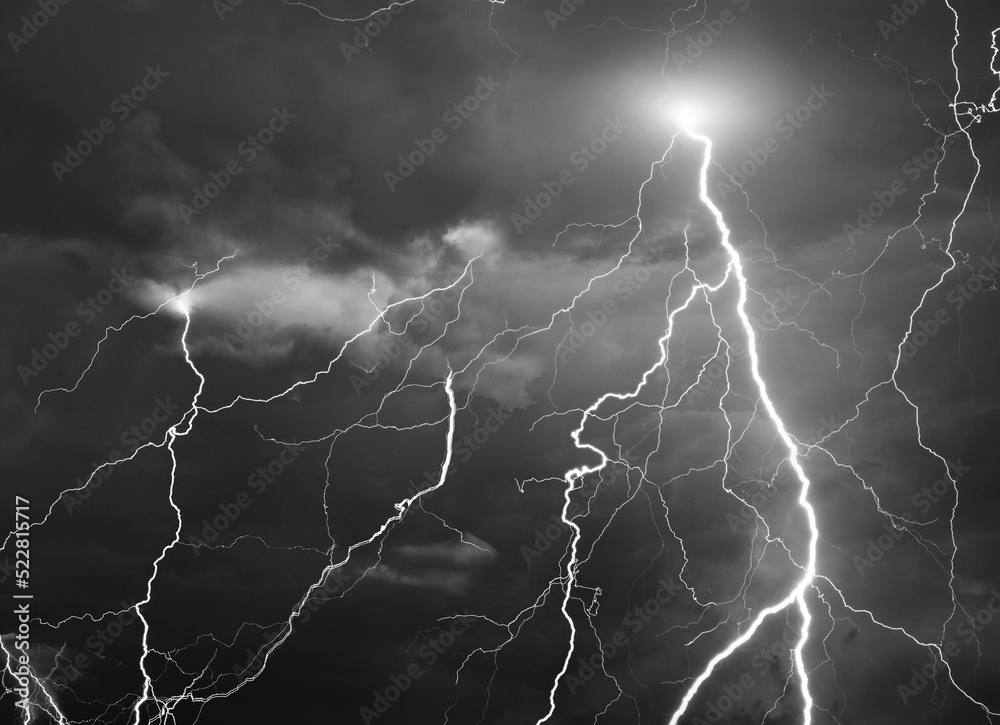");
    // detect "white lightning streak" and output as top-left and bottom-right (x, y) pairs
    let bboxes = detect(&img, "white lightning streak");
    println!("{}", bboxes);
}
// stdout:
(131, 305), (206, 725)
(662, 125), (818, 725)
(11, 2), (1000, 722)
